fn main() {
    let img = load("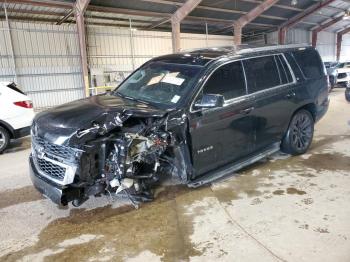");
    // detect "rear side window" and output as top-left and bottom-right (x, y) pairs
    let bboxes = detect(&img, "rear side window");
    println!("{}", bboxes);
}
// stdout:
(243, 56), (280, 93)
(275, 55), (293, 84)
(291, 48), (323, 79)
(7, 82), (25, 95)
(203, 61), (246, 100)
